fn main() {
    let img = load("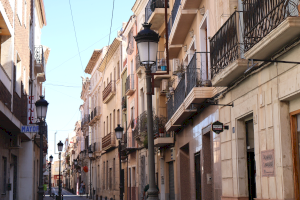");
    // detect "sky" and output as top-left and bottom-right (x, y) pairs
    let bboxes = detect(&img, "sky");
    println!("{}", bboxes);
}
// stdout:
(42, 0), (136, 161)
